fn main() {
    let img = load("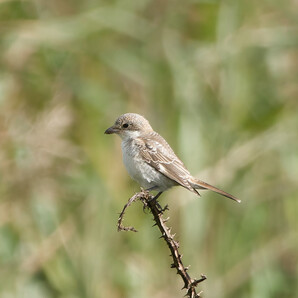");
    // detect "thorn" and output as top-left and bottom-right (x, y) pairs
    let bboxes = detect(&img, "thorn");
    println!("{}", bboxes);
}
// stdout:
(171, 263), (176, 268)
(191, 275), (207, 286)
(159, 233), (166, 239)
